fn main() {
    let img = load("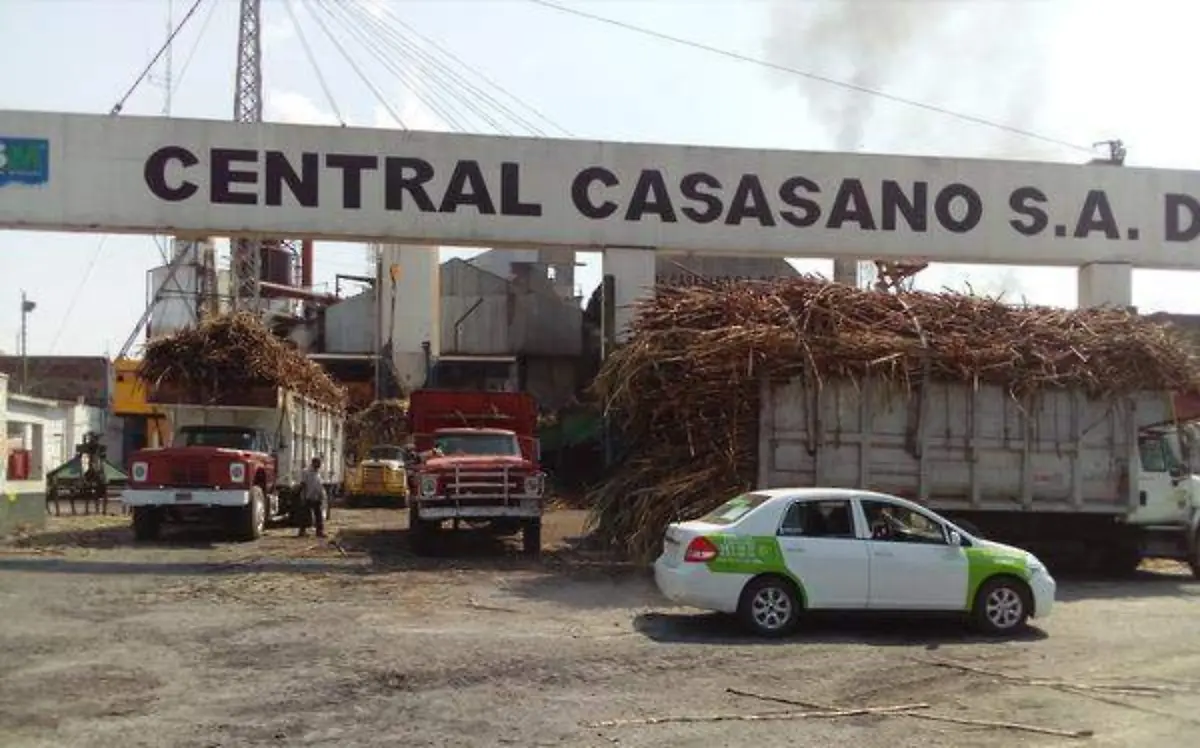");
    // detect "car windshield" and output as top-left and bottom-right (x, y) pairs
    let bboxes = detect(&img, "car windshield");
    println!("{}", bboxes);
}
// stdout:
(366, 446), (406, 461)
(697, 493), (769, 525)
(434, 432), (520, 456)
(179, 427), (256, 450)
